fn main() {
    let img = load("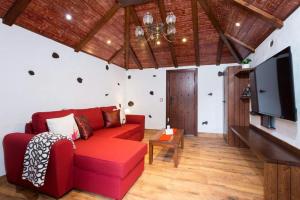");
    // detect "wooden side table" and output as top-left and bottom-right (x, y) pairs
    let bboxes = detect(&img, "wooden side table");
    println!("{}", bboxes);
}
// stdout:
(149, 129), (184, 167)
